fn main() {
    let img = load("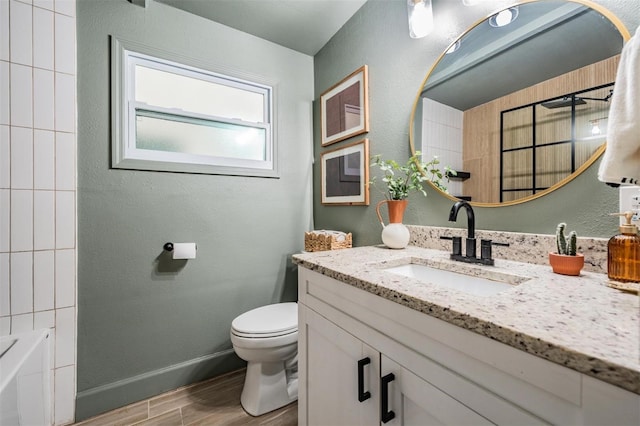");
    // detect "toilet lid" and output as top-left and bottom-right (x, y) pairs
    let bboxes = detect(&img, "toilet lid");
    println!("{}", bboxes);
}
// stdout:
(231, 302), (298, 336)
